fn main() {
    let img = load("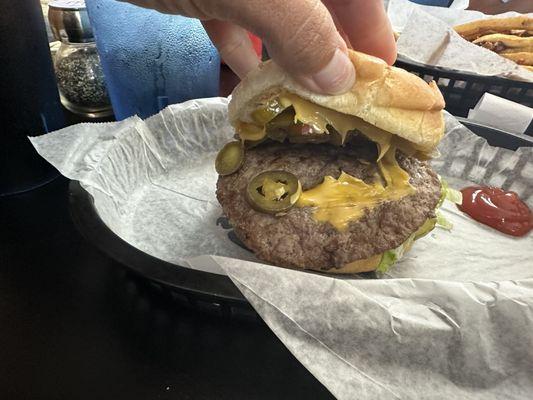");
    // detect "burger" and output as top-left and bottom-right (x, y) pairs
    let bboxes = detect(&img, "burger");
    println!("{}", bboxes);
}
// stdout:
(455, 16), (533, 72)
(215, 50), (448, 274)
